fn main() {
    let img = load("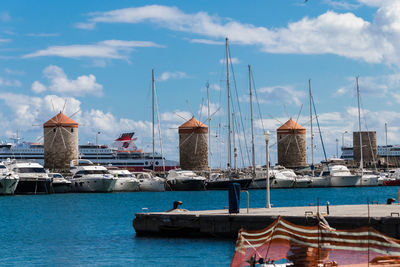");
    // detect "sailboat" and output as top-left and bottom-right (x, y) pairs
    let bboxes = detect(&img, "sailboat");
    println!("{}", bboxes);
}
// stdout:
(307, 80), (329, 187)
(354, 77), (379, 187)
(205, 38), (253, 190)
